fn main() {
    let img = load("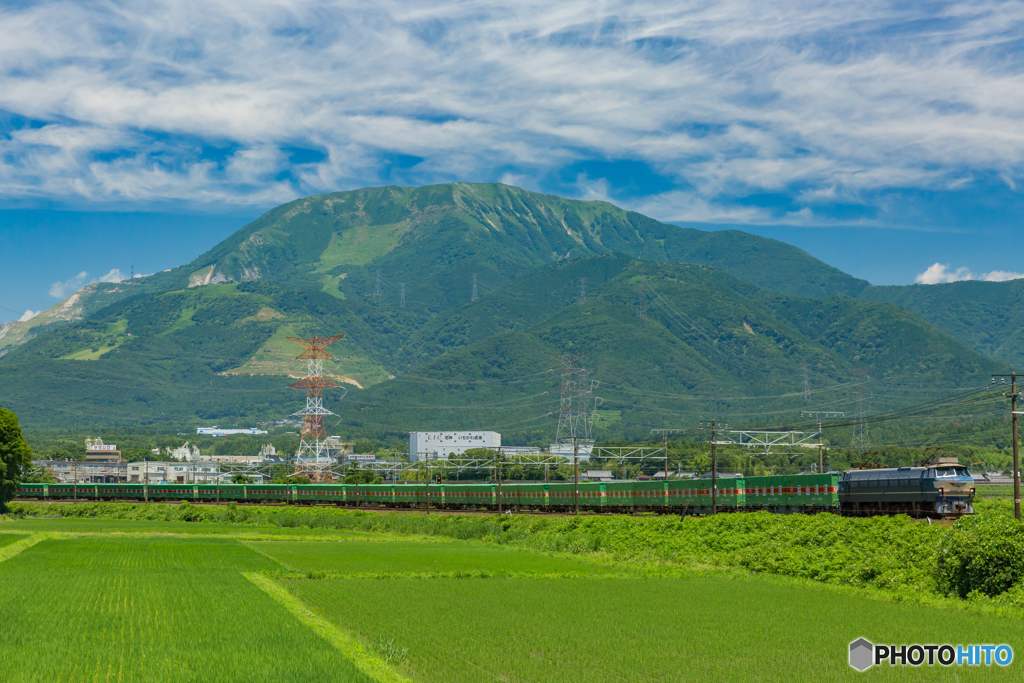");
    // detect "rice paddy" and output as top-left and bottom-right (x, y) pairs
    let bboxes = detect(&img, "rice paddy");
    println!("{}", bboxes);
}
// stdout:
(0, 536), (373, 682)
(1, 513), (1020, 682)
